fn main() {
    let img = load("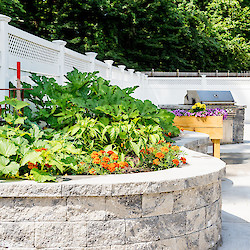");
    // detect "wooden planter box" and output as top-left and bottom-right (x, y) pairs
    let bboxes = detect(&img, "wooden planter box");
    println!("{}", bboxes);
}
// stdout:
(174, 116), (223, 158)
